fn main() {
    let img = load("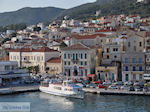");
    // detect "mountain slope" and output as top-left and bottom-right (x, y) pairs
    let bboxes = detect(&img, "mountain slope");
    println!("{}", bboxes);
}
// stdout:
(0, 7), (65, 26)
(59, 0), (150, 19)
